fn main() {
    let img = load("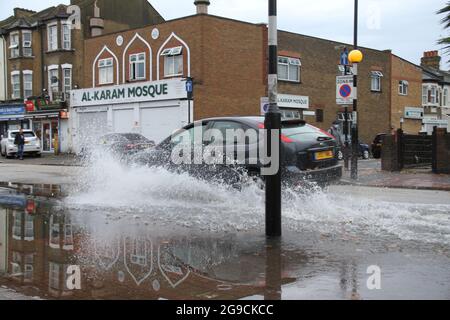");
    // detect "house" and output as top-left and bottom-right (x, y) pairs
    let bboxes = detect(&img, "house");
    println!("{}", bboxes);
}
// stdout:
(0, 1), (165, 153)
(421, 51), (450, 134)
